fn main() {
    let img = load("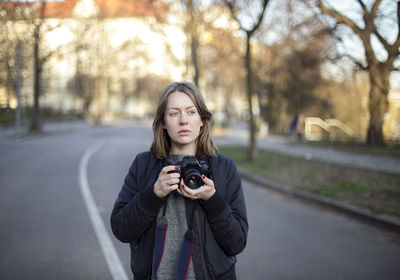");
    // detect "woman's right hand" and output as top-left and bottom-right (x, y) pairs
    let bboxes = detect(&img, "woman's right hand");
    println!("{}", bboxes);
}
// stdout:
(153, 165), (181, 198)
